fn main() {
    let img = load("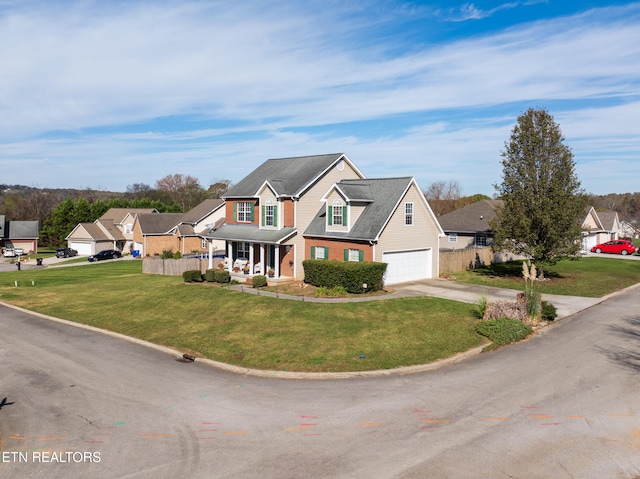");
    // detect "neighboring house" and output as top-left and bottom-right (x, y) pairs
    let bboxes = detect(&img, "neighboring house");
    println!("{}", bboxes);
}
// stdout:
(0, 215), (39, 253)
(208, 153), (443, 284)
(580, 207), (620, 252)
(132, 199), (225, 257)
(66, 208), (157, 255)
(620, 220), (640, 239)
(304, 177), (443, 284)
(437, 200), (503, 250)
